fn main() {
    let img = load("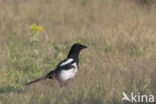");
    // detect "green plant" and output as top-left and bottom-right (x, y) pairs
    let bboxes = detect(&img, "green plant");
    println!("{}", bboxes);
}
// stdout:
(29, 24), (44, 56)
